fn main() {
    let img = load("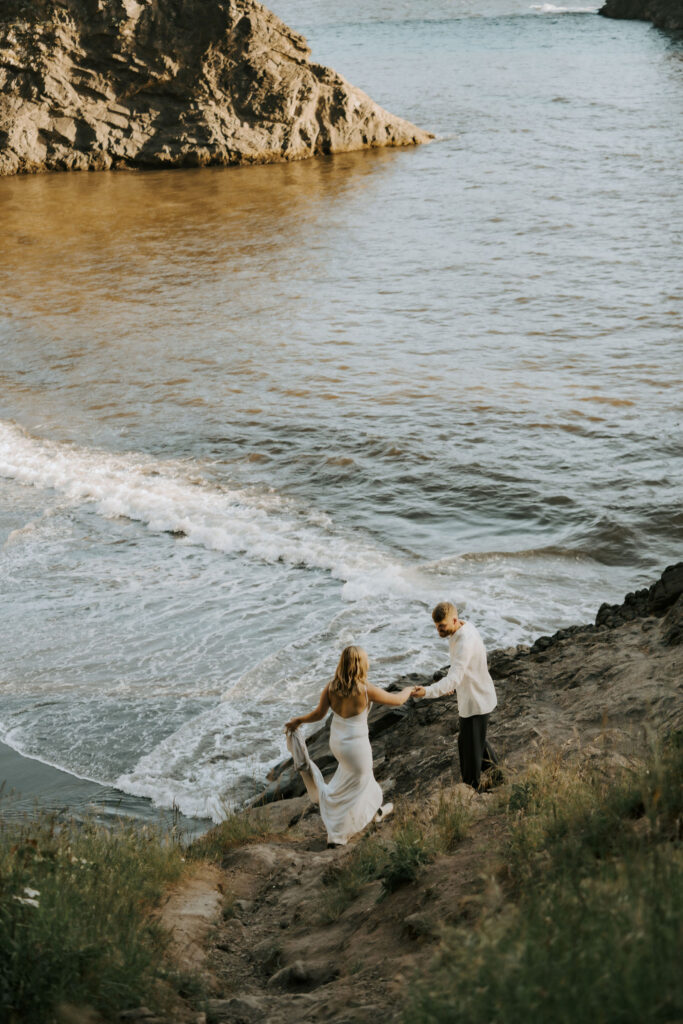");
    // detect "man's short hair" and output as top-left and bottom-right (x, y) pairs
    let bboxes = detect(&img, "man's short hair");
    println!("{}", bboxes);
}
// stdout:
(432, 601), (457, 623)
